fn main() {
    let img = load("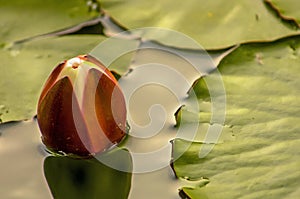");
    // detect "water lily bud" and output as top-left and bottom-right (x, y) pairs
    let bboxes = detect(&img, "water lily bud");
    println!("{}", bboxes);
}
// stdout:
(37, 55), (127, 156)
